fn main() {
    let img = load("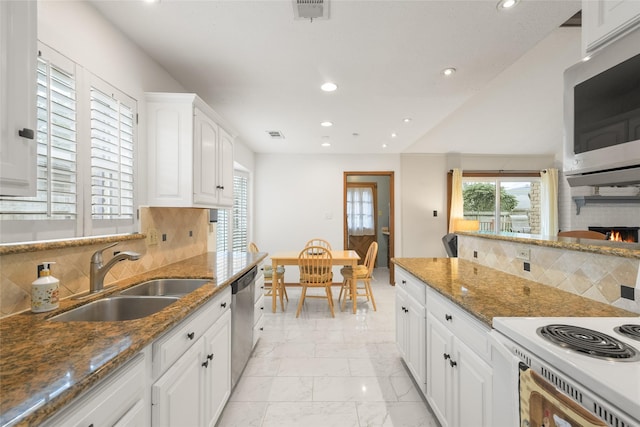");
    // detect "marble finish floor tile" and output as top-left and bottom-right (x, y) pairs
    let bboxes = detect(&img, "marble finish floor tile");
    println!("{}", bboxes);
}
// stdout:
(216, 268), (439, 427)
